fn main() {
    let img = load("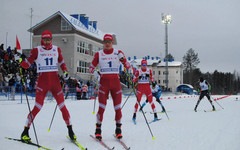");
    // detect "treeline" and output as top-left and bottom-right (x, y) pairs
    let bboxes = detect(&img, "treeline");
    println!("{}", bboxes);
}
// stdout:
(184, 69), (240, 95)
(182, 48), (240, 95)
